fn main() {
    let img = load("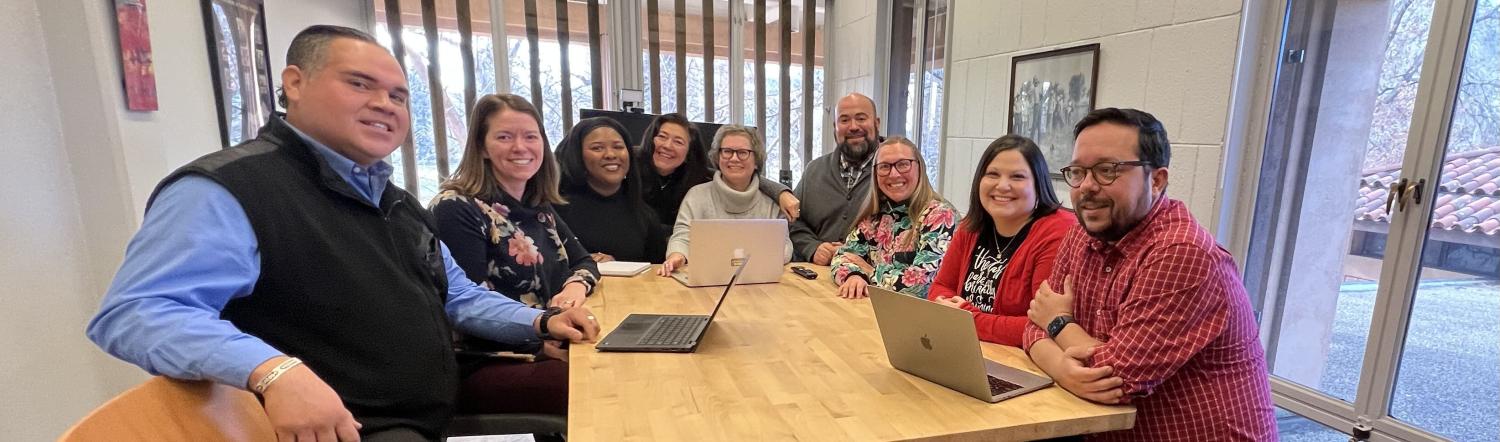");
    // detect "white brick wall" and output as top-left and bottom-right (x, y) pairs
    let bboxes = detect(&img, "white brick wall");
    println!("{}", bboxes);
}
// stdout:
(827, 0), (878, 152)
(940, 0), (1242, 230)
